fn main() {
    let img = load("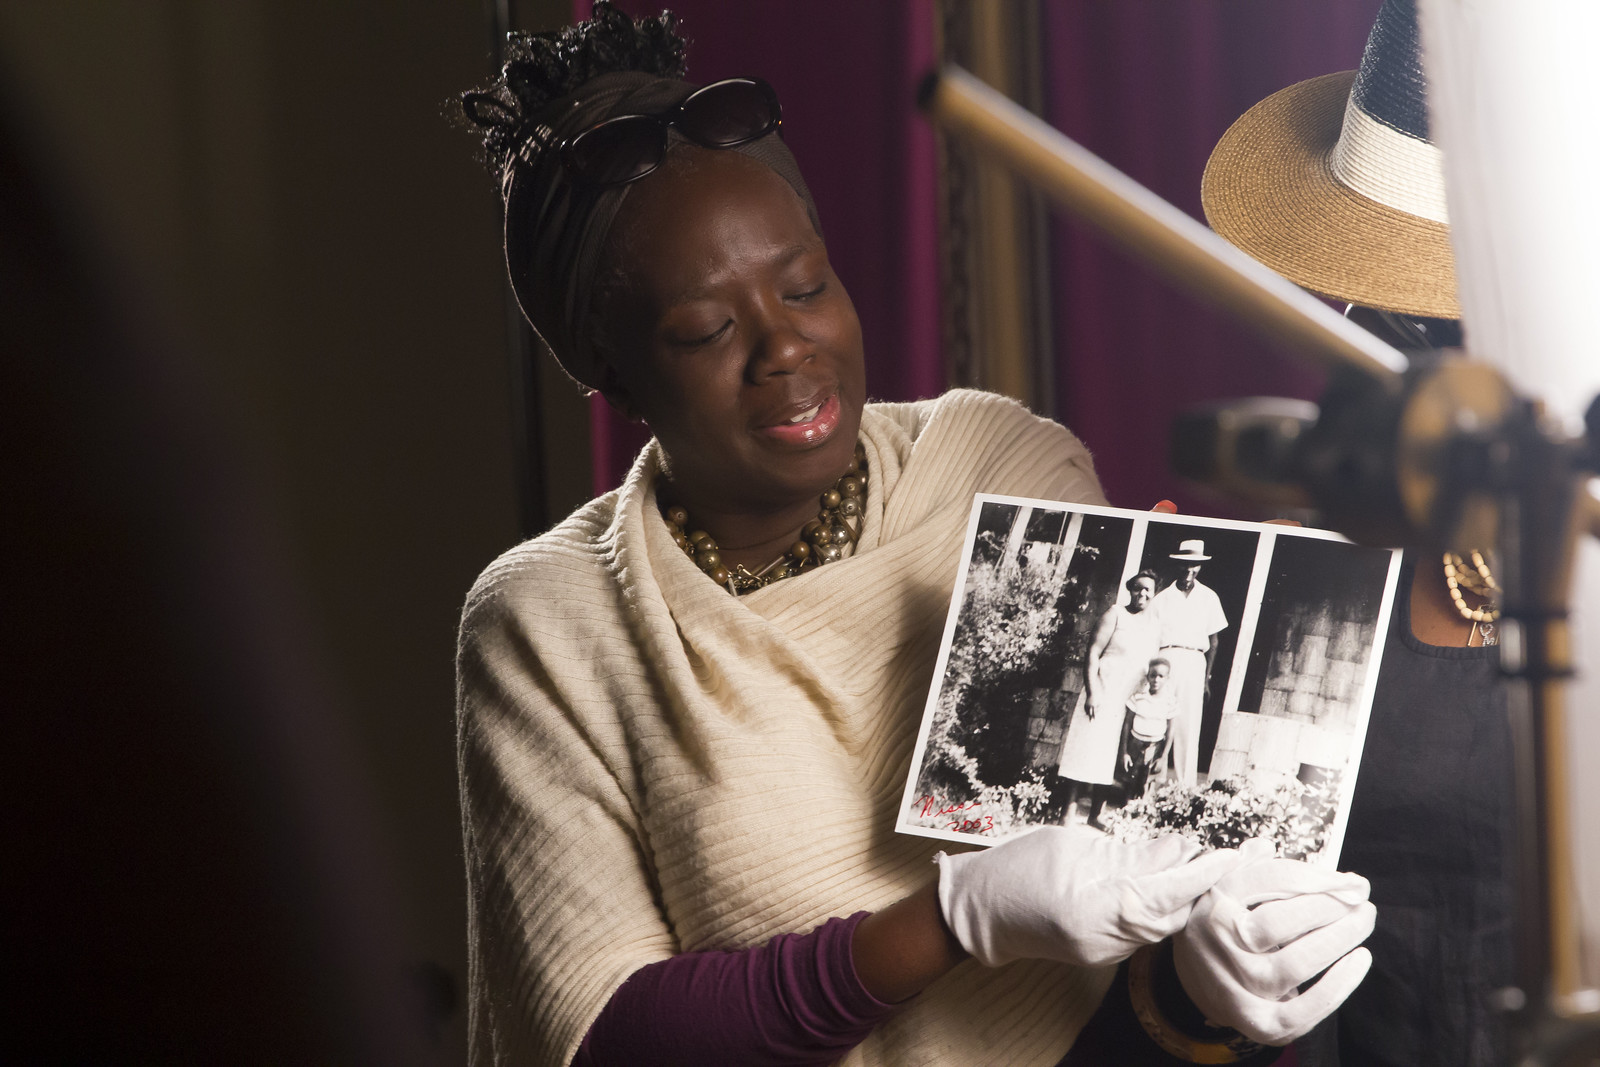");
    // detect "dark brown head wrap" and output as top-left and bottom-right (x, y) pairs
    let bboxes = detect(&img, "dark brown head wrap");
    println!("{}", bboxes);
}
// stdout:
(503, 71), (820, 390)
